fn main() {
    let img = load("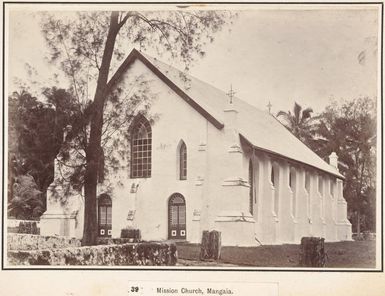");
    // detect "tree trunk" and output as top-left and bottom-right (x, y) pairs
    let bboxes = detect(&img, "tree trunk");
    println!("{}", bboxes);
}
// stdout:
(199, 230), (221, 261)
(199, 231), (211, 260)
(357, 212), (361, 235)
(299, 237), (326, 267)
(82, 12), (121, 246)
(209, 230), (221, 260)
